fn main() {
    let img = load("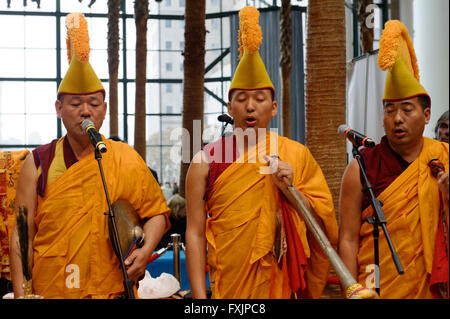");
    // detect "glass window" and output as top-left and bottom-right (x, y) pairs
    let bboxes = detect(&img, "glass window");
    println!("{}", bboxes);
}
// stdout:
(203, 113), (223, 145)
(162, 83), (182, 113)
(146, 83), (161, 114)
(126, 49), (136, 79)
(0, 15), (25, 48)
(205, 49), (224, 78)
(89, 49), (109, 79)
(25, 16), (56, 49)
(161, 146), (180, 184)
(125, 0), (135, 15)
(125, 19), (137, 50)
(0, 1), (266, 179)
(25, 49), (56, 78)
(0, 1), (55, 11)
(87, 17), (108, 50)
(60, 1), (106, 14)
(25, 114), (58, 144)
(147, 115), (162, 146)
(25, 82), (58, 114)
(0, 49), (25, 77)
(0, 115), (26, 145)
(204, 83), (226, 114)
(147, 51), (161, 78)
(162, 115), (182, 145)
(0, 82), (25, 114)
(147, 19), (160, 51)
(161, 52), (183, 78)
(147, 145), (162, 183)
